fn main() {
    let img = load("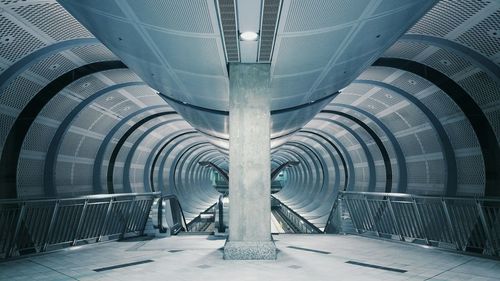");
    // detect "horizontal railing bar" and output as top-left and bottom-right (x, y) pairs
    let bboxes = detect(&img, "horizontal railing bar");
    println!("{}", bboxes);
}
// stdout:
(339, 191), (500, 202)
(0, 192), (161, 204)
